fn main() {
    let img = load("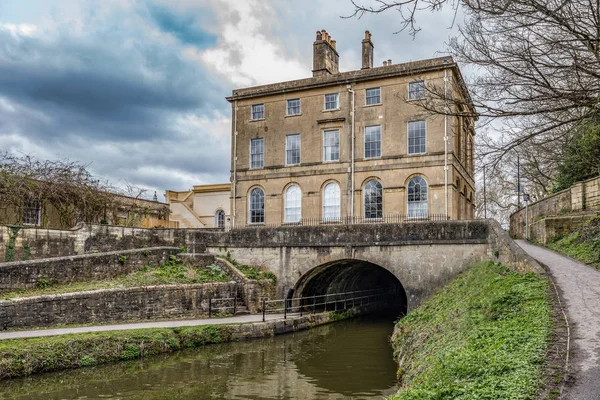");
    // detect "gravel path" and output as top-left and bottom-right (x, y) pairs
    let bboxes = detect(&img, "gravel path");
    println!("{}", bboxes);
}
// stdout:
(516, 240), (600, 400)
(0, 313), (294, 341)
